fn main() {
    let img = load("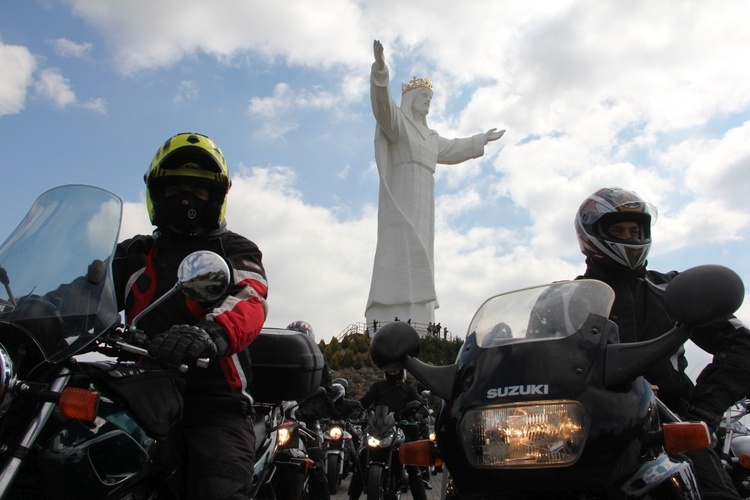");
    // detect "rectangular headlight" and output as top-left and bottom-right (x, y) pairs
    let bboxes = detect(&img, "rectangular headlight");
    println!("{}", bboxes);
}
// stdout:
(459, 401), (589, 468)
